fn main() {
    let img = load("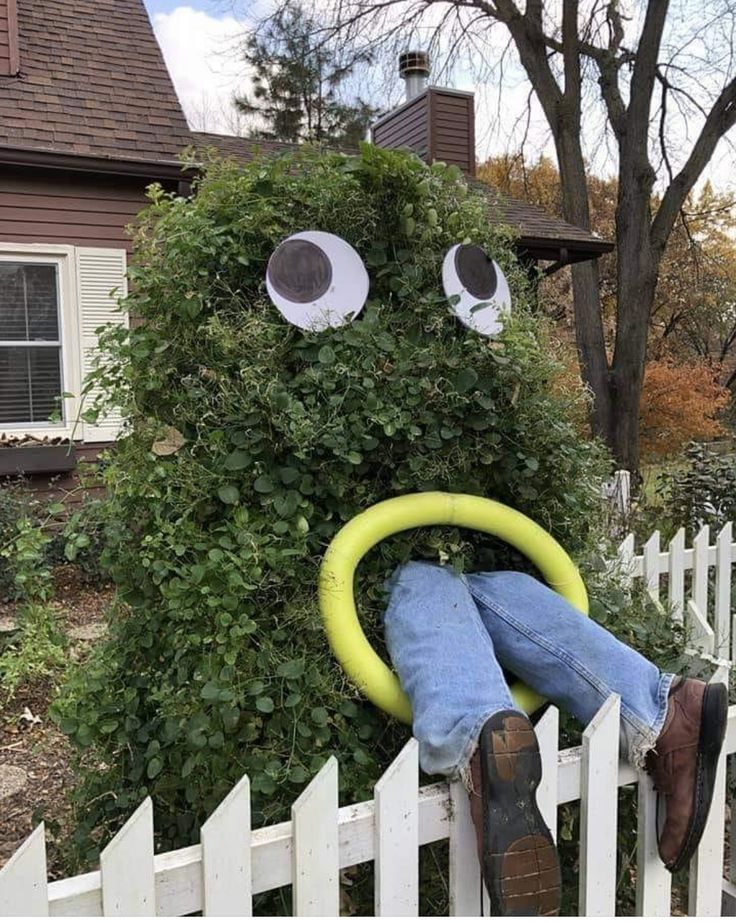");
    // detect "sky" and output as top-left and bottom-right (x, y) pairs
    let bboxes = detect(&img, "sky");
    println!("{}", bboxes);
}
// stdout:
(143, 1), (734, 192)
